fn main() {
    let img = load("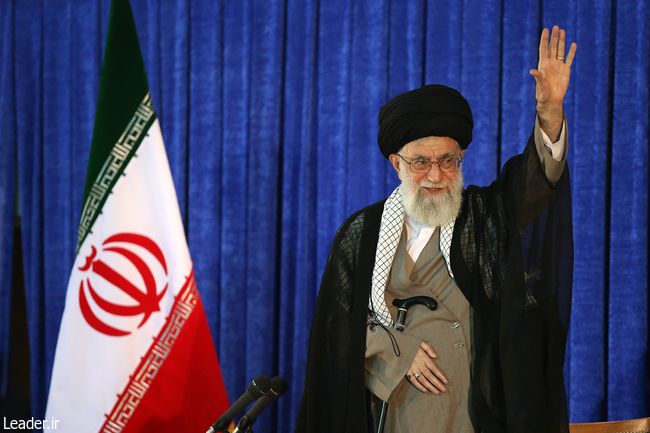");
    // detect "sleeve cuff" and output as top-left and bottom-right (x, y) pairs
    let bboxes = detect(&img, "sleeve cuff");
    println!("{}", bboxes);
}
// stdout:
(365, 325), (422, 402)
(538, 117), (567, 161)
(534, 115), (568, 184)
